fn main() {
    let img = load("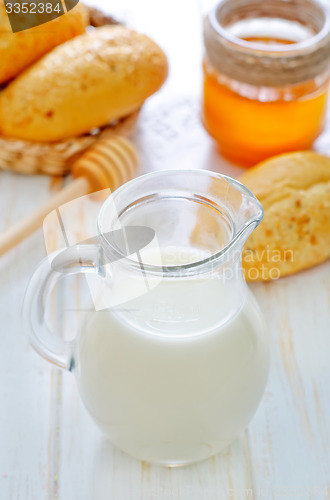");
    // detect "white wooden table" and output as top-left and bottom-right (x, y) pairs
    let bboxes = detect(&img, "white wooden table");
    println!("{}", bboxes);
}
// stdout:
(1, 1), (330, 498)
